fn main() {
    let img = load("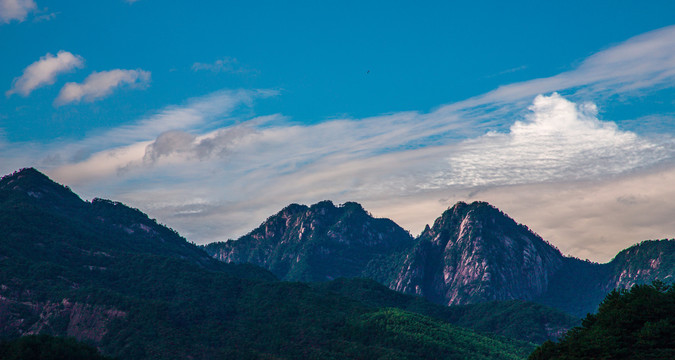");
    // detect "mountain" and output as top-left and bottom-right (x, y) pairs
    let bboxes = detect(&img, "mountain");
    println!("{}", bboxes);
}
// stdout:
(203, 200), (415, 281)
(0, 168), (534, 359)
(0, 167), (234, 271)
(385, 201), (565, 305)
(209, 199), (674, 319)
(537, 239), (675, 317)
